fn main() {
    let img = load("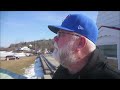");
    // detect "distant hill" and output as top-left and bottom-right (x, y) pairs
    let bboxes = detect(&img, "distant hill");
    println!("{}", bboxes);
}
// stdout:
(0, 39), (54, 52)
